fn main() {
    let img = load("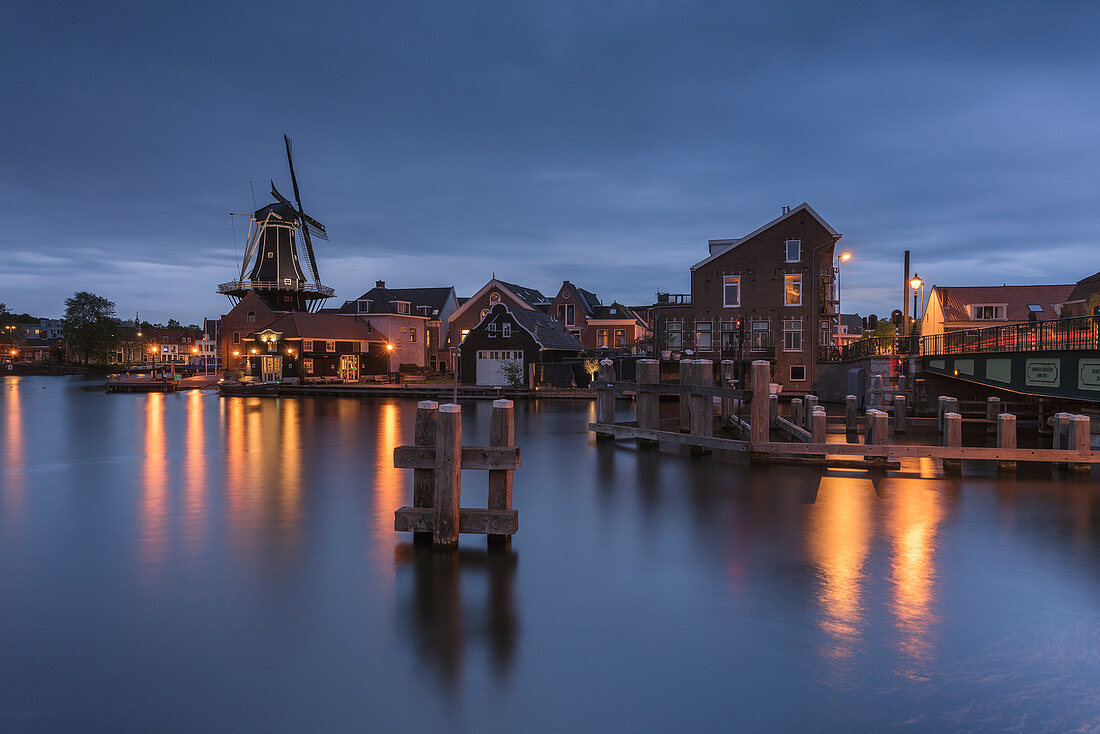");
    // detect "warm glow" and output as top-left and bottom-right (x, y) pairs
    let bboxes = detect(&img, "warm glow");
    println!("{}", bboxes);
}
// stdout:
(250, 348), (257, 354)
(8, 350), (15, 356)
(192, 347), (199, 354)
(232, 351), (240, 357)
(137, 331), (143, 337)
(887, 482), (945, 669)
(839, 252), (851, 261)
(910, 274), (923, 291)
(286, 349), (294, 355)
(386, 344), (394, 352)
(149, 347), (157, 353)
